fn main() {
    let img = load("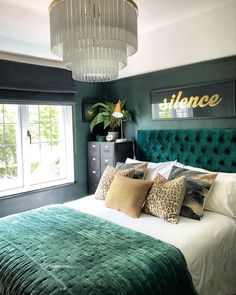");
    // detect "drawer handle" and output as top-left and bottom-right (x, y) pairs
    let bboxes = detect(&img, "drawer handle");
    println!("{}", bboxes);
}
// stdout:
(105, 146), (108, 149)
(92, 158), (96, 161)
(104, 150), (109, 152)
(92, 145), (96, 148)
(105, 159), (109, 163)
(92, 171), (96, 174)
